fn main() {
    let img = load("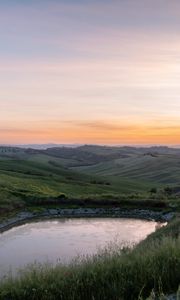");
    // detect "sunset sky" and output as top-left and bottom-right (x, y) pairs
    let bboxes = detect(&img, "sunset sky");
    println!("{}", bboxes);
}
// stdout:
(1, 0), (180, 145)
